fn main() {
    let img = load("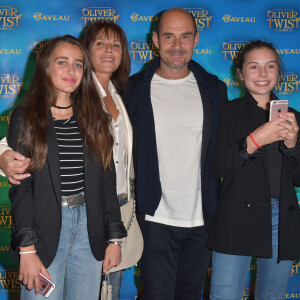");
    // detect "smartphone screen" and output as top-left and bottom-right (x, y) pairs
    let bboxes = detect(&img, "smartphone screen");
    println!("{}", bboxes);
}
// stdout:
(39, 273), (56, 298)
(269, 100), (288, 121)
